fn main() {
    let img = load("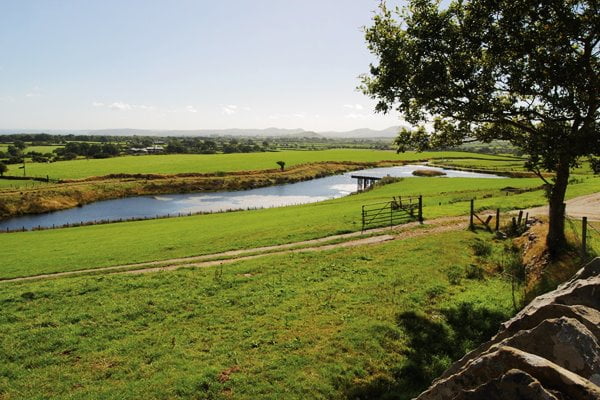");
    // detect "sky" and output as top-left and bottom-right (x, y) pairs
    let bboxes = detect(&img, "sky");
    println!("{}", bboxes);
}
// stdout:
(0, 0), (406, 132)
